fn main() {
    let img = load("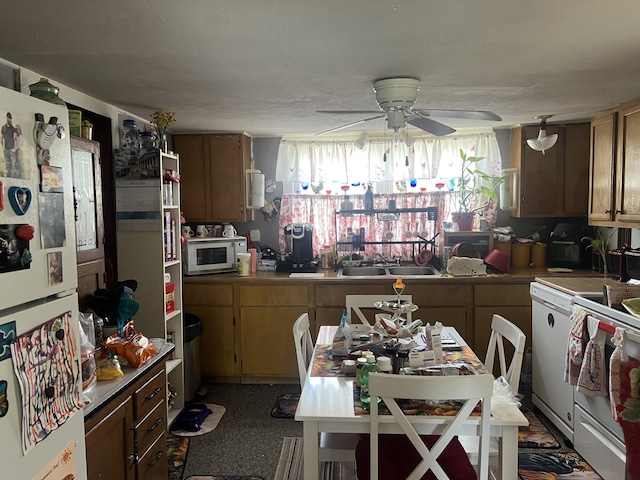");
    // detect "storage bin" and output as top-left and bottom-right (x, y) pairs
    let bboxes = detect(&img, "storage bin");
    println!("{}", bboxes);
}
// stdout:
(530, 243), (547, 267)
(511, 243), (531, 267)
